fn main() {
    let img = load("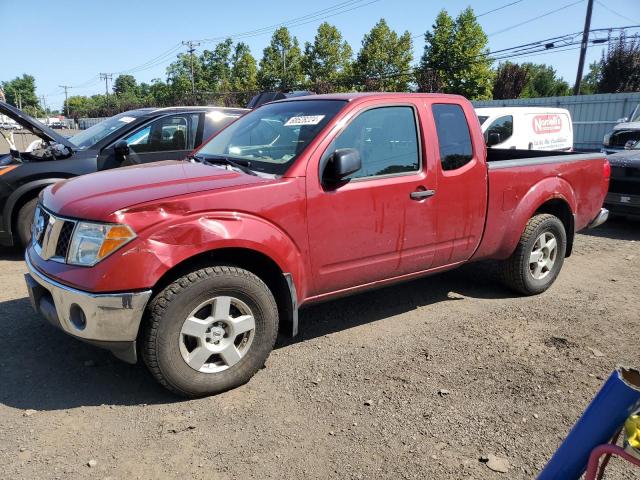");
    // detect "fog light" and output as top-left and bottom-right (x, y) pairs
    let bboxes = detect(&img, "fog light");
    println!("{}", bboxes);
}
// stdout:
(69, 304), (87, 330)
